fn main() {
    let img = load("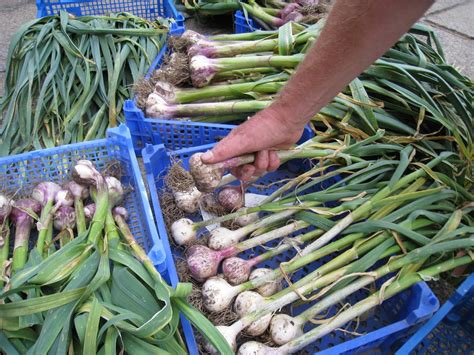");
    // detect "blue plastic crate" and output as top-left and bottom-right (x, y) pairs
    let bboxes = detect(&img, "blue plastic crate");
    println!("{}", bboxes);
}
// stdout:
(234, 9), (261, 33)
(124, 97), (235, 155)
(123, 40), (236, 155)
(123, 11), (269, 155)
(36, 0), (185, 35)
(0, 124), (166, 274)
(142, 141), (438, 355)
(124, 39), (311, 154)
(395, 273), (474, 354)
